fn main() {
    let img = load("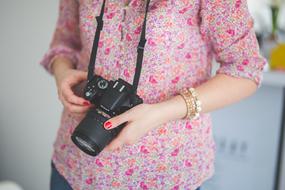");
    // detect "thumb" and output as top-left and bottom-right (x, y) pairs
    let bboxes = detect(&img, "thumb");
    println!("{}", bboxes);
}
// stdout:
(67, 70), (87, 86)
(75, 71), (88, 81)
